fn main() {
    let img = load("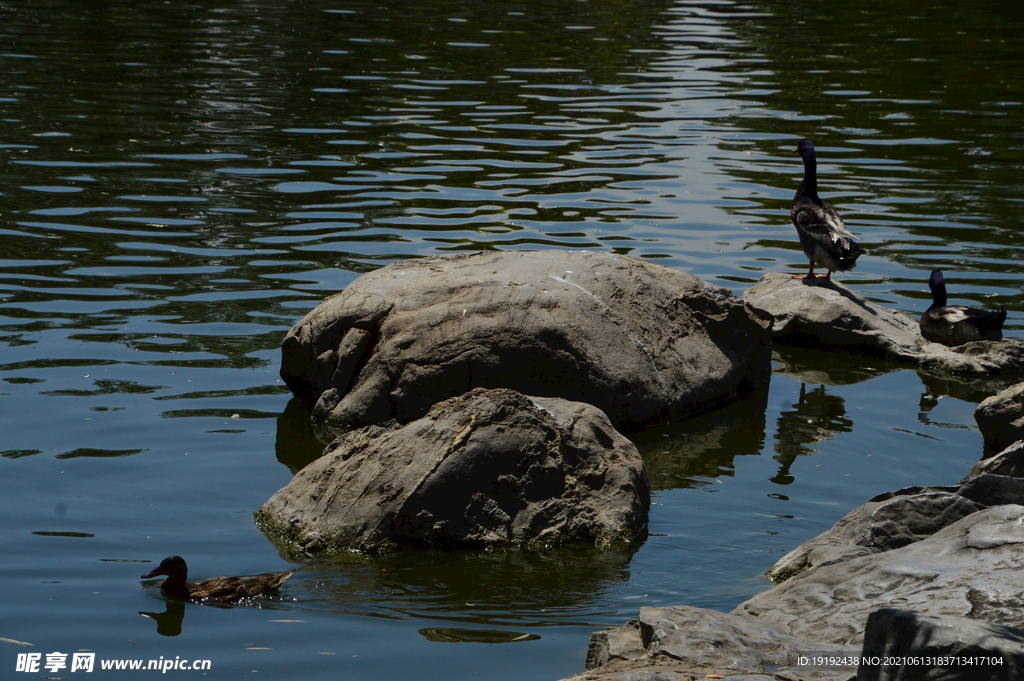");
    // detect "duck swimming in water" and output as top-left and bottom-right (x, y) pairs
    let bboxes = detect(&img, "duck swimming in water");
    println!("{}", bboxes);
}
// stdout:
(141, 556), (292, 603)
(790, 139), (865, 280)
(919, 270), (1006, 346)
